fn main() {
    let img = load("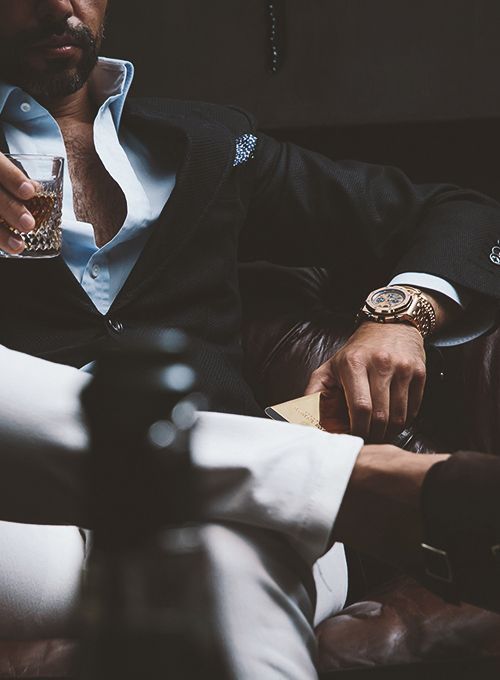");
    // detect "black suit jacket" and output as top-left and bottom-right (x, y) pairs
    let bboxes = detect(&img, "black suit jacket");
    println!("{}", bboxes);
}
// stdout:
(1, 98), (500, 414)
